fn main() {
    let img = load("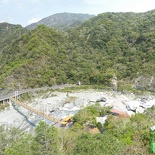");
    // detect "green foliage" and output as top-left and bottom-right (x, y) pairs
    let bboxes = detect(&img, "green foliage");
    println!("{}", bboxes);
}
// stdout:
(33, 121), (59, 155)
(73, 106), (97, 126)
(96, 122), (102, 131)
(2, 106), (155, 154)
(73, 105), (110, 128)
(2, 10), (155, 153)
(0, 126), (24, 155)
(2, 11), (155, 89)
(0, 101), (9, 111)
(99, 106), (110, 116)
(5, 135), (33, 155)
(103, 107), (155, 154)
(3, 11), (155, 90)
(2, 122), (60, 155)
(105, 116), (133, 145)
(73, 133), (123, 155)
(20, 92), (33, 101)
